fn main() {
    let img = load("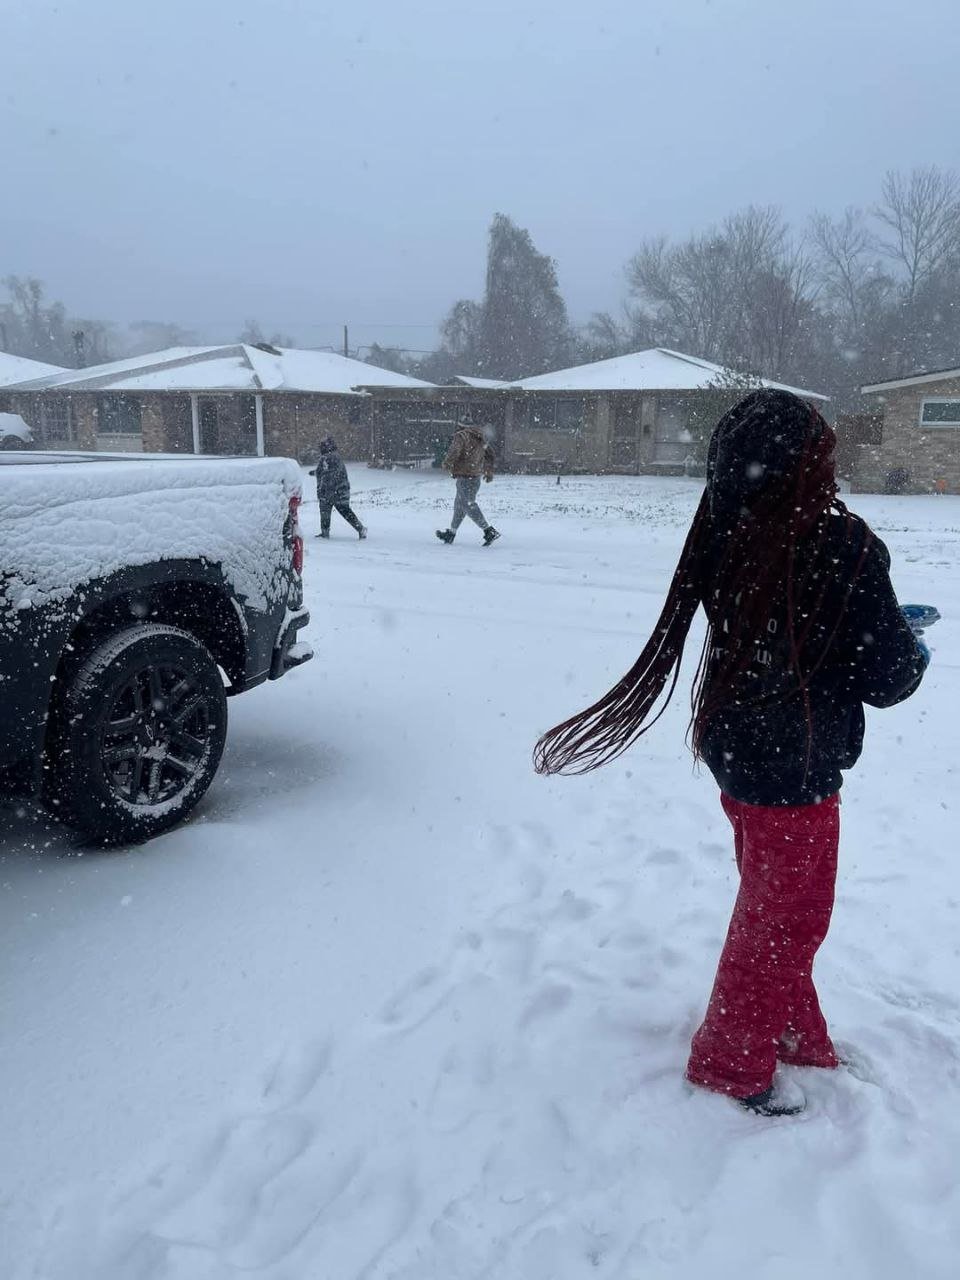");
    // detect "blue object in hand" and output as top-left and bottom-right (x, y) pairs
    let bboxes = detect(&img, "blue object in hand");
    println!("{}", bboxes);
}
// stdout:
(901, 604), (941, 634)
(916, 637), (931, 666)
